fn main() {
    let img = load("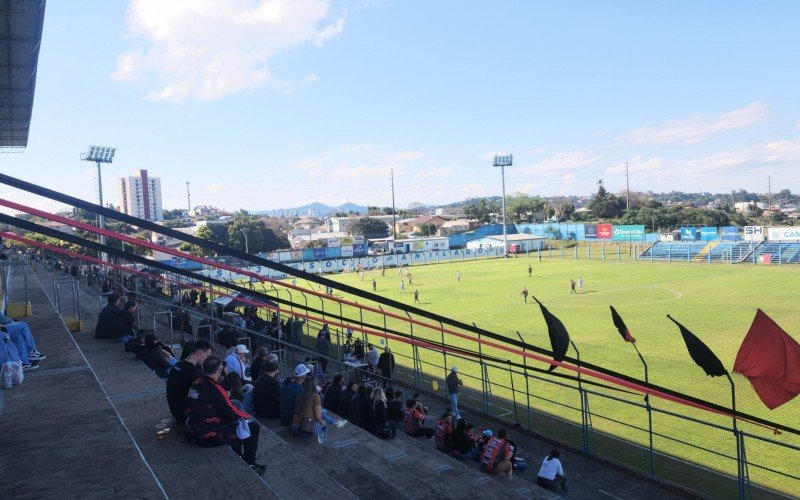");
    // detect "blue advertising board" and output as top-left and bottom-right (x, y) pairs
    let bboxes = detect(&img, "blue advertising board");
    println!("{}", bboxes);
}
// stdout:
(700, 227), (718, 241)
(680, 226), (698, 241)
(353, 244), (367, 257)
(313, 248), (326, 259)
(720, 226), (739, 241)
(584, 224), (598, 239)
